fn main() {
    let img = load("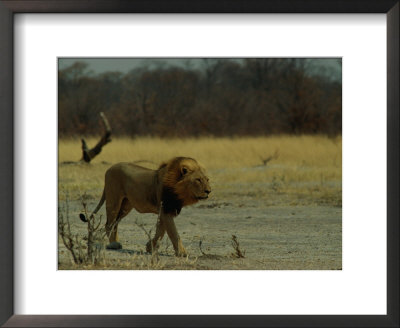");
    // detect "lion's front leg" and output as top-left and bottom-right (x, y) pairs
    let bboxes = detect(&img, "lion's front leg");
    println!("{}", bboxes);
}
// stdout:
(146, 217), (166, 253)
(162, 214), (187, 257)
